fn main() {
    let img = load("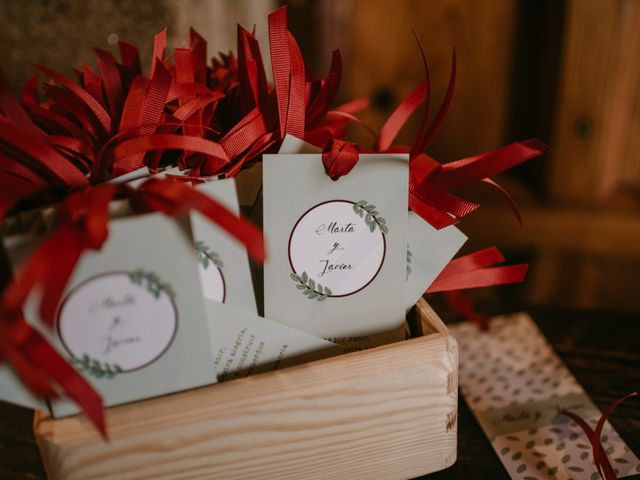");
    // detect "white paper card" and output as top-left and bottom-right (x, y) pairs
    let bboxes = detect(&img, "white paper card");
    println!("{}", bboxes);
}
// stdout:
(205, 299), (343, 381)
(190, 178), (257, 313)
(263, 149), (408, 350)
(405, 211), (466, 310)
(278, 135), (467, 313)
